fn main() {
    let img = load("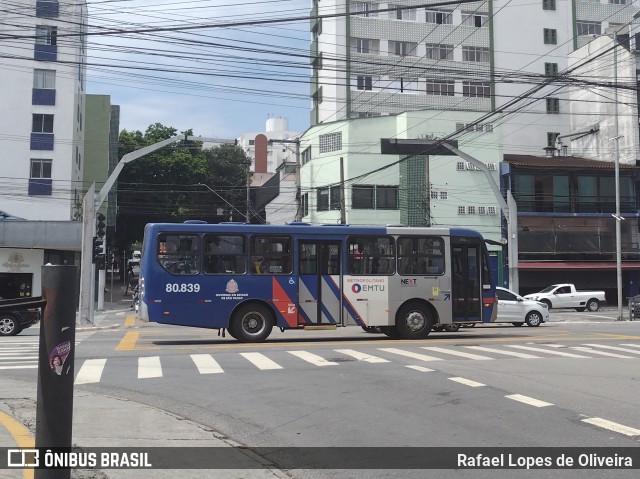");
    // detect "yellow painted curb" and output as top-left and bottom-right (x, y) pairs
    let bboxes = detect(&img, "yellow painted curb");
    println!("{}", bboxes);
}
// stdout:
(124, 314), (136, 328)
(0, 410), (34, 479)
